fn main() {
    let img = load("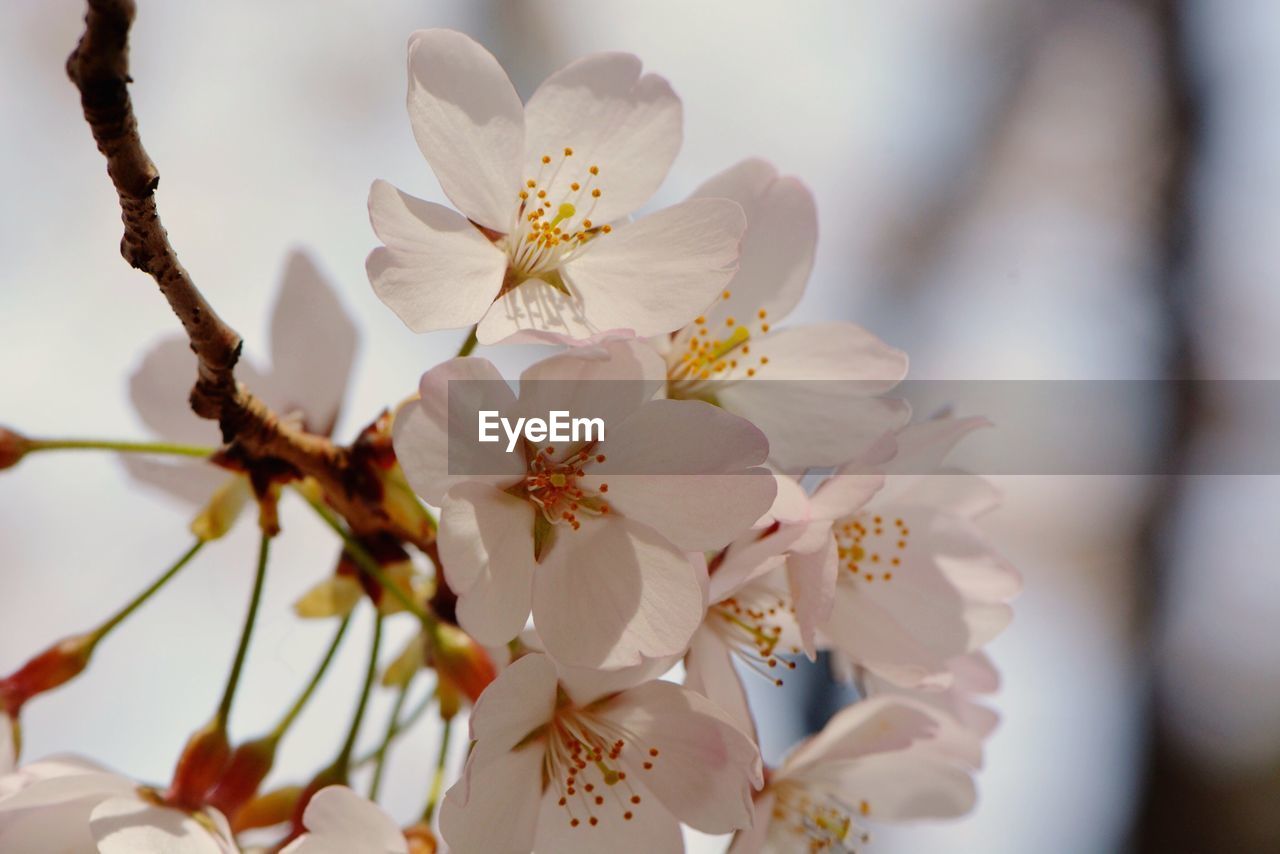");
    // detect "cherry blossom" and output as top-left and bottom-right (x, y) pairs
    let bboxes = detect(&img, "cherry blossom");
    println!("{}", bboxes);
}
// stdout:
(439, 653), (761, 854)
(367, 29), (747, 345)
(811, 417), (1021, 688)
(659, 159), (909, 471)
(0, 756), (238, 853)
(280, 786), (408, 854)
(393, 340), (776, 669)
(125, 250), (357, 525)
(728, 697), (977, 854)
